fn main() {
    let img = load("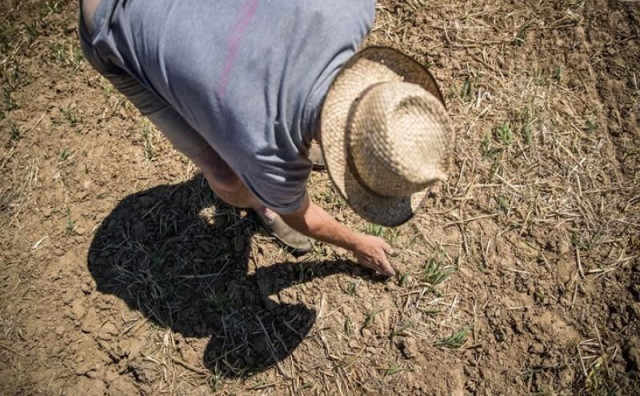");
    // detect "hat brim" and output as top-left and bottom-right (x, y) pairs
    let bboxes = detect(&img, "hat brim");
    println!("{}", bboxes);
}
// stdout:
(319, 46), (447, 227)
